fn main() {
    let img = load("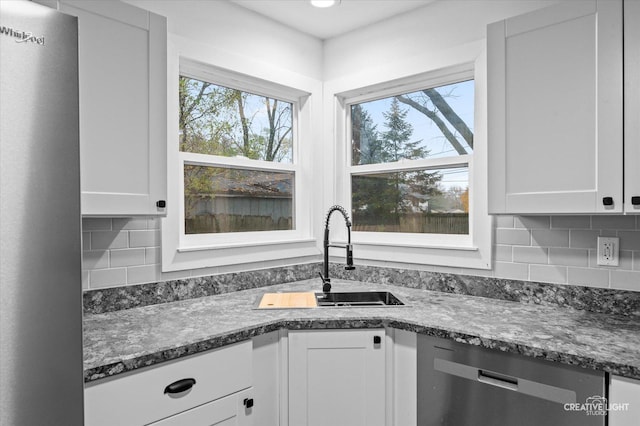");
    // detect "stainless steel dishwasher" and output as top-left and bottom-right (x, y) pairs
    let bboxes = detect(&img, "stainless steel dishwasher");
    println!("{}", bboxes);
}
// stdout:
(417, 335), (606, 426)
